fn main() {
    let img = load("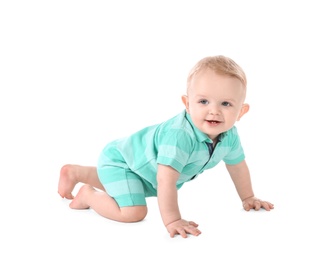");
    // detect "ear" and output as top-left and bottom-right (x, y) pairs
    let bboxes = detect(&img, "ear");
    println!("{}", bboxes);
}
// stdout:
(237, 103), (249, 121)
(181, 95), (190, 113)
